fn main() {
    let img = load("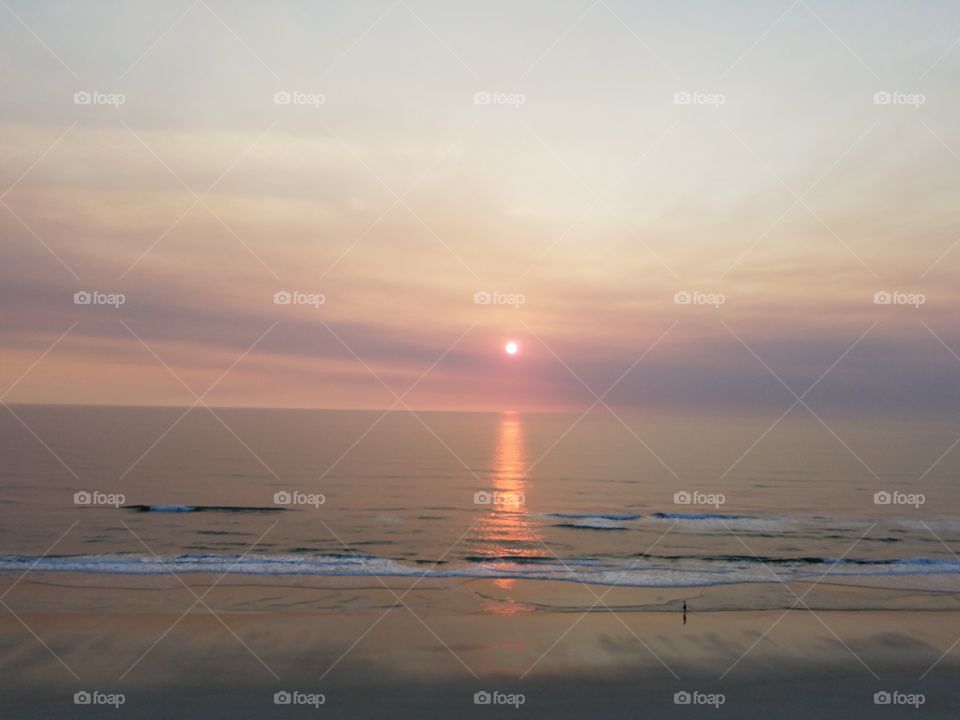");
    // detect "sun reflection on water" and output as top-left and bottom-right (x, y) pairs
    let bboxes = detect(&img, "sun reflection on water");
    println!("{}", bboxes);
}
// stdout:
(473, 413), (542, 617)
